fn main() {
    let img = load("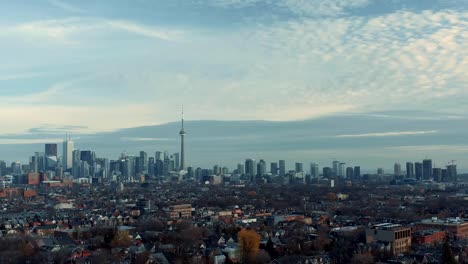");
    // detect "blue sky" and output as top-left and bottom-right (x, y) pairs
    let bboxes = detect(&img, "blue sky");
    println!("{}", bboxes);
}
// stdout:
(0, 0), (467, 169)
